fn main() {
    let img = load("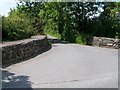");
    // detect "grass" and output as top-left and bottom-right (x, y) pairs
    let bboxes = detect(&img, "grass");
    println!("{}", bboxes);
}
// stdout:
(44, 29), (92, 45)
(44, 29), (61, 39)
